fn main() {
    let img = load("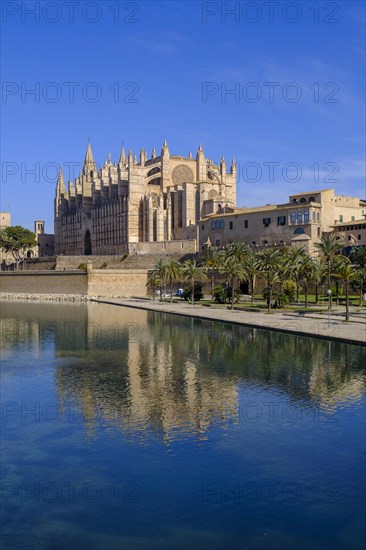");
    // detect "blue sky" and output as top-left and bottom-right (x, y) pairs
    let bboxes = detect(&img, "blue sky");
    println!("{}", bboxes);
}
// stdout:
(1, 0), (365, 230)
